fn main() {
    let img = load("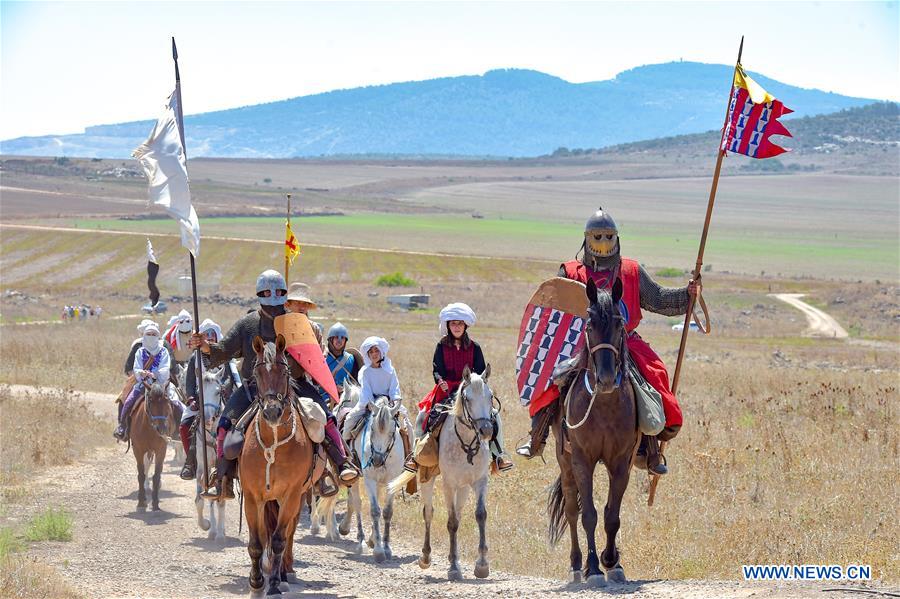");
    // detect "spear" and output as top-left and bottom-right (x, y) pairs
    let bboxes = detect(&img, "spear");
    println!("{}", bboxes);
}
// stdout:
(172, 37), (210, 492)
(647, 36), (744, 506)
